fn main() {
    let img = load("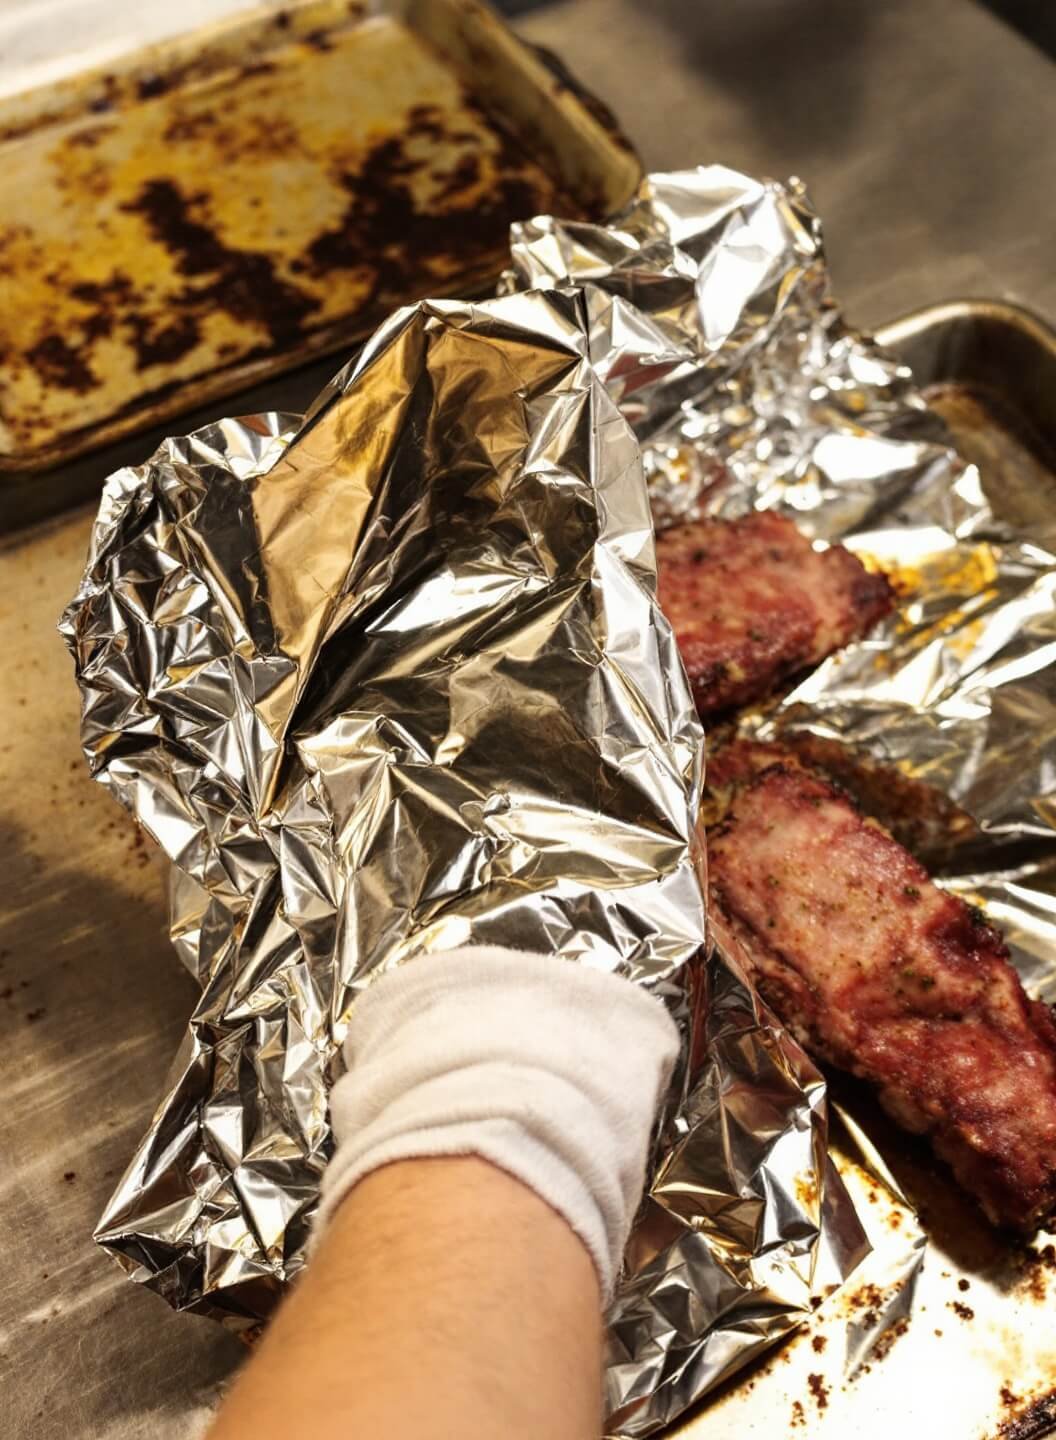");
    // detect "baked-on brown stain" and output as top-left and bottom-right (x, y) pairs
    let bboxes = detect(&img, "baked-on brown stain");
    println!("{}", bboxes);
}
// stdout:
(123, 178), (320, 345)
(25, 336), (97, 393)
(304, 105), (554, 306)
(998, 1390), (1056, 1440)
(806, 1373), (830, 1410)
